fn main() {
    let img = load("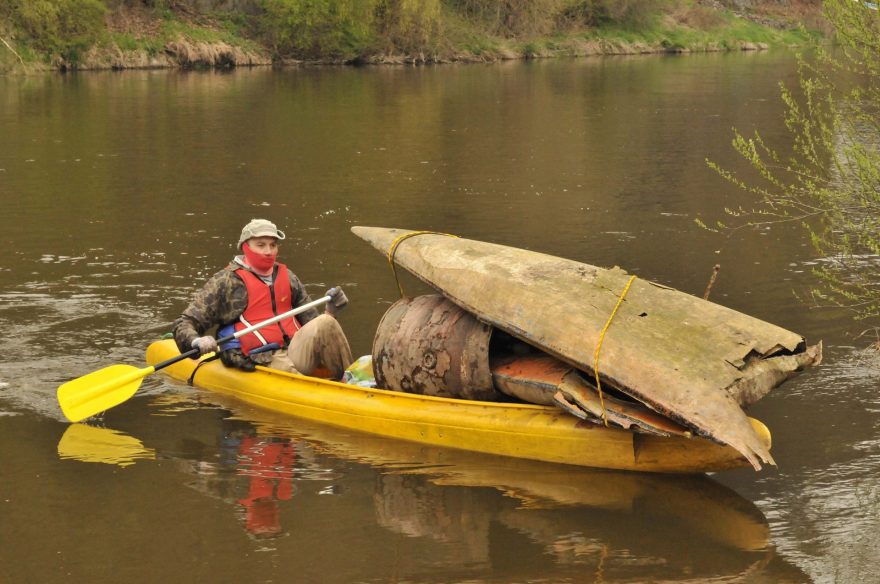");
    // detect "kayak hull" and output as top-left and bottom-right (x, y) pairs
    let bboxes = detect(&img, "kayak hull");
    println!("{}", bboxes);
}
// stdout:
(146, 339), (770, 473)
